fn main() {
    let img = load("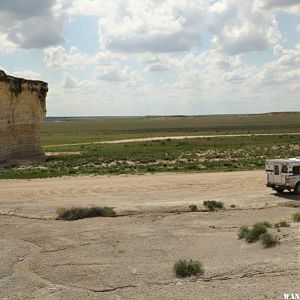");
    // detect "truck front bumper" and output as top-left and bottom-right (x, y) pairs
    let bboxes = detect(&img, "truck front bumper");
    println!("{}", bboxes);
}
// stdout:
(266, 183), (291, 190)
